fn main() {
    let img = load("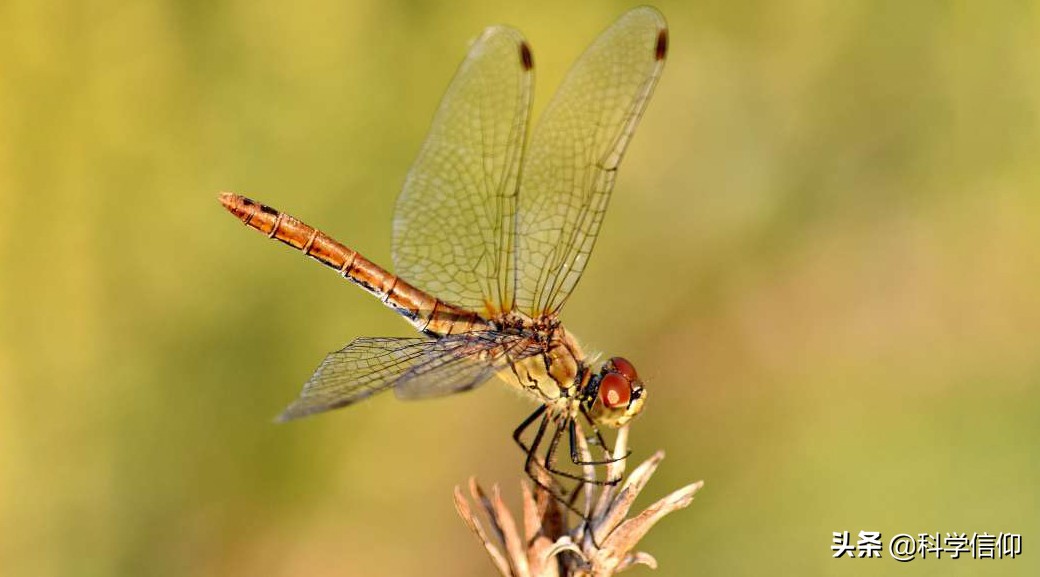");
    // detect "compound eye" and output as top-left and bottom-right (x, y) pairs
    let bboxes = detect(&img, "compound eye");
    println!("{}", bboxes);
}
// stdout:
(598, 372), (632, 409)
(609, 356), (639, 382)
